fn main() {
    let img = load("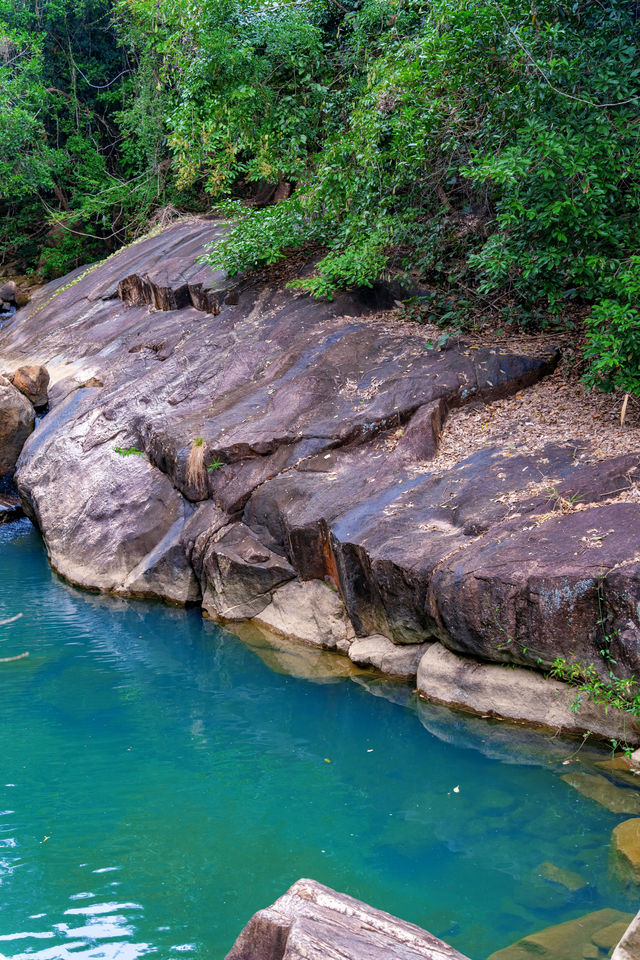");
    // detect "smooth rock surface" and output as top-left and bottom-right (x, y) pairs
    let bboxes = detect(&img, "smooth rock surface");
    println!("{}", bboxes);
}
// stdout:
(11, 363), (49, 407)
(487, 909), (635, 960)
(416, 643), (640, 742)
(3, 219), (640, 706)
(561, 772), (640, 814)
(224, 878), (471, 960)
(612, 909), (640, 960)
(254, 579), (355, 652)
(0, 375), (34, 476)
(611, 818), (640, 888)
(348, 635), (430, 678)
